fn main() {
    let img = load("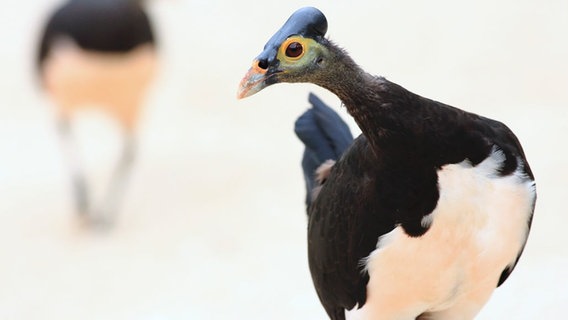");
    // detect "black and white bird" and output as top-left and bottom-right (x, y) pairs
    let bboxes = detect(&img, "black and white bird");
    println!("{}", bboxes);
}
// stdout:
(37, 0), (157, 225)
(238, 7), (536, 319)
